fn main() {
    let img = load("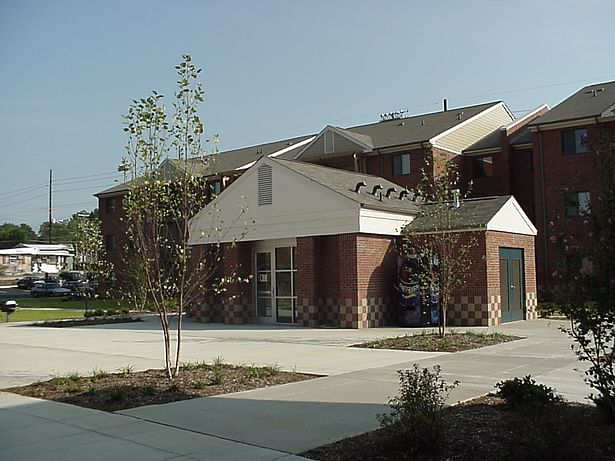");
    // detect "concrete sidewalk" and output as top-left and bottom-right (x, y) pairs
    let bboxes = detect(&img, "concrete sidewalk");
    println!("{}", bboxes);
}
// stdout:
(0, 318), (589, 460)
